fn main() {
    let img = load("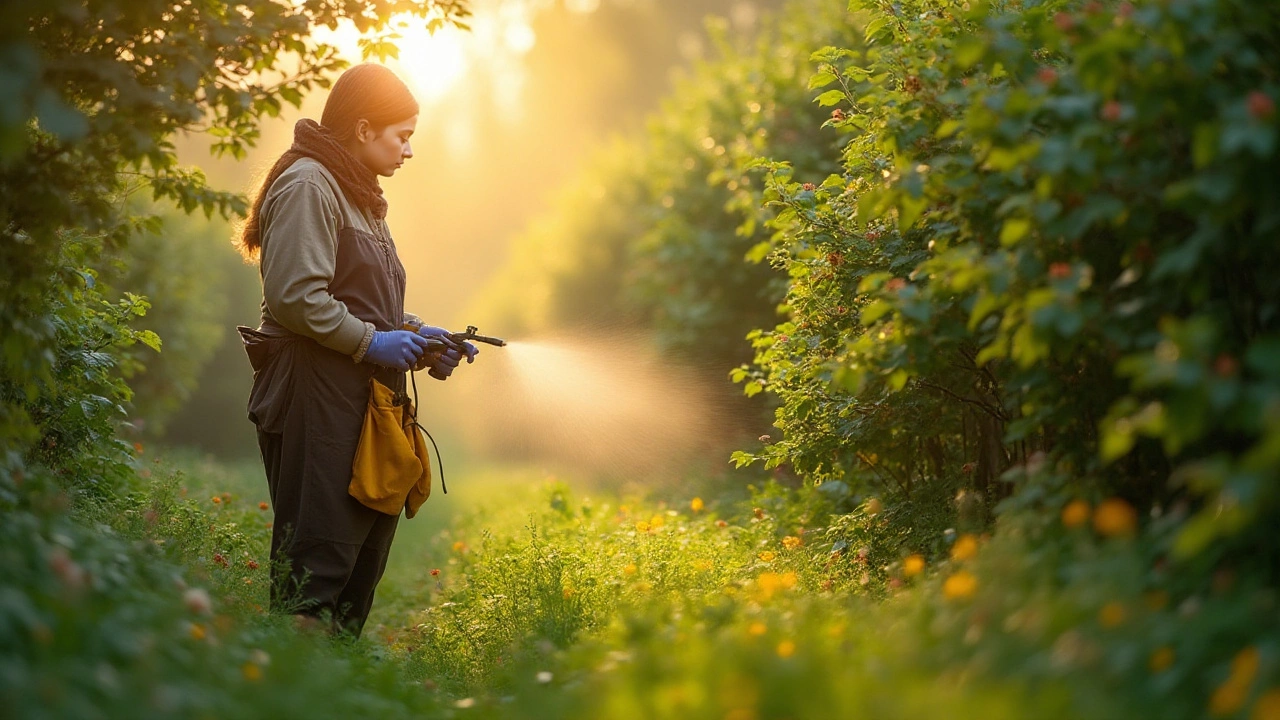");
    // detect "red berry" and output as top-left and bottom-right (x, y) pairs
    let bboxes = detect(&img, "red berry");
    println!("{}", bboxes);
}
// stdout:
(1247, 91), (1275, 120)
(1101, 100), (1123, 122)
(1214, 354), (1238, 377)
(1049, 262), (1072, 279)
(1037, 67), (1058, 86)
